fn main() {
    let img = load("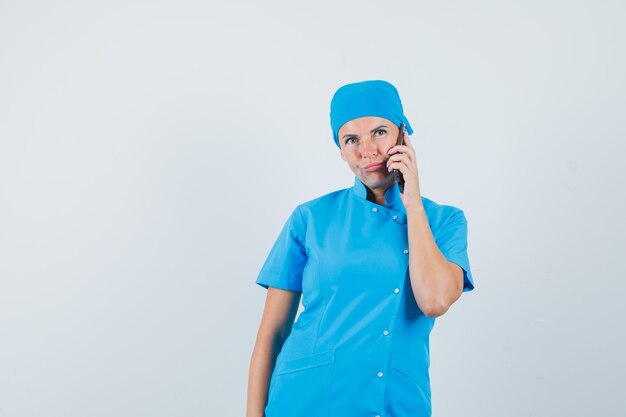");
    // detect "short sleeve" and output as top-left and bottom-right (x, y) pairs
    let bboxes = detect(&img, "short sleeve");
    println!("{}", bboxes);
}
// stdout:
(435, 209), (475, 293)
(255, 205), (308, 291)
